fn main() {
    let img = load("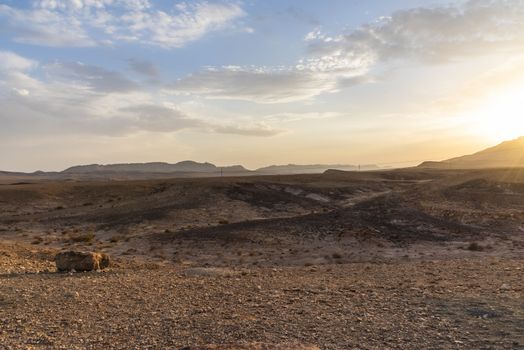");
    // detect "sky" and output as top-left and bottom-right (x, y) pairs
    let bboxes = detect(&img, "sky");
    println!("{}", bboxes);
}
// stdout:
(1, 0), (524, 172)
